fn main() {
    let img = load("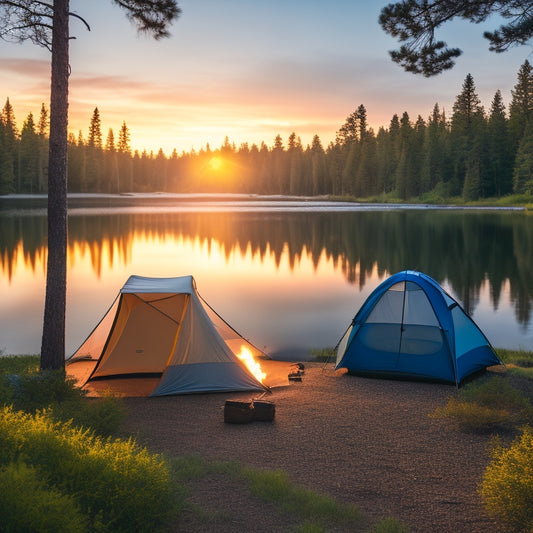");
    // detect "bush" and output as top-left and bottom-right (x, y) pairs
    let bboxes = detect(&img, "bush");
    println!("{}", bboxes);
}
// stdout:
(431, 397), (510, 432)
(0, 406), (175, 533)
(0, 461), (87, 533)
(0, 357), (125, 436)
(431, 376), (533, 432)
(460, 376), (529, 411)
(6, 369), (82, 411)
(371, 517), (410, 533)
(480, 426), (533, 530)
